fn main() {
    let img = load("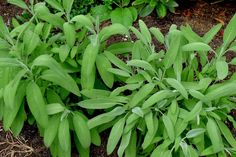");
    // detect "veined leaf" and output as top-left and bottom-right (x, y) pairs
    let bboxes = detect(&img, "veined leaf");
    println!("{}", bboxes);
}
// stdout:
(107, 68), (131, 77)
(71, 15), (94, 30)
(182, 42), (212, 52)
(186, 128), (205, 139)
(45, 0), (64, 11)
(99, 24), (129, 42)
(118, 130), (132, 157)
(223, 14), (236, 46)
(96, 54), (114, 88)
(166, 78), (188, 99)
(142, 90), (175, 109)
(184, 101), (202, 122)
(139, 20), (151, 44)
(32, 55), (80, 96)
(107, 117), (126, 155)
(88, 107), (125, 129)
(107, 42), (133, 54)
(44, 115), (60, 147)
(129, 83), (155, 108)
(163, 115), (175, 141)
(216, 60), (228, 80)
(7, 0), (28, 9)
(78, 97), (123, 109)
(127, 59), (156, 73)
(81, 44), (99, 89)
(202, 23), (222, 43)
(81, 89), (111, 98)
(58, 118), (71, 151)
(73, 113), (91, 148)
(46, 103), (65, 115)
(63, 0), (74, 14)
(207, 118), (224, 152)
(63, 22), (76, 48)
(26, 81), (48, 128)
(150, 27), (164, 44)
